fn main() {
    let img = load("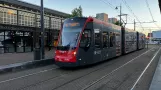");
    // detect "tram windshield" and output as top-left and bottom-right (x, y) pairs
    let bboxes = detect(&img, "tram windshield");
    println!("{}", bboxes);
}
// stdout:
(57, 18), (87, 50)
